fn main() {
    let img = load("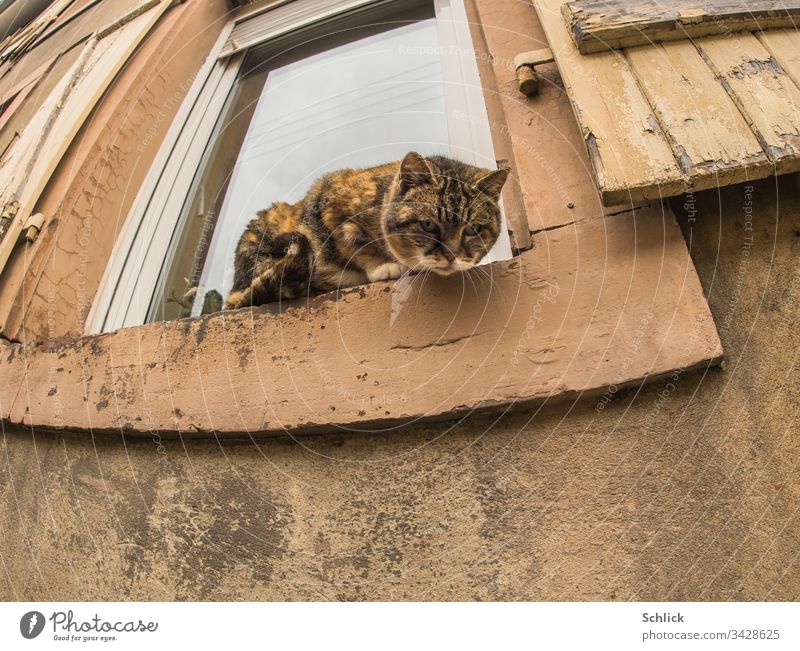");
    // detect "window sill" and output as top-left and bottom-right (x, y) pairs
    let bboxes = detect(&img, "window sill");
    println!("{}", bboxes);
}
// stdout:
(0, 205), (722, 438)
